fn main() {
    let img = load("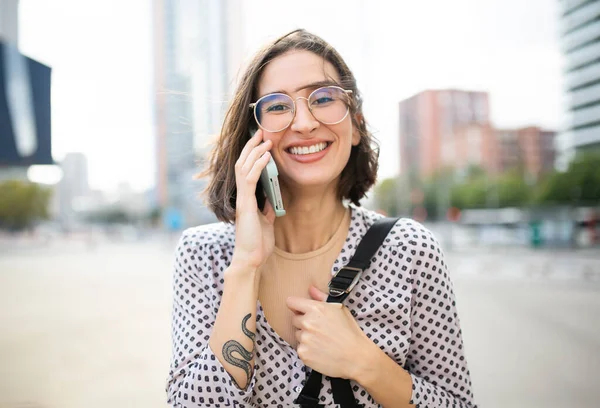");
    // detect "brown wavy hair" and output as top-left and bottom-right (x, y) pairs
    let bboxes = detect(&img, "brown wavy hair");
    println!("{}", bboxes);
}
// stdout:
(200, 29), (379, 223)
